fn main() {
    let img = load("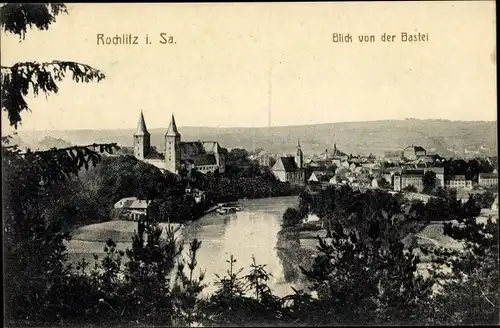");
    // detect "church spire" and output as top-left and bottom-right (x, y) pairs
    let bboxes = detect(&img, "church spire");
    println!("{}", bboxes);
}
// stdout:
(165, 114), (180, 137)
(295, 137), (304, 169)
(135, 110), (149, 136)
